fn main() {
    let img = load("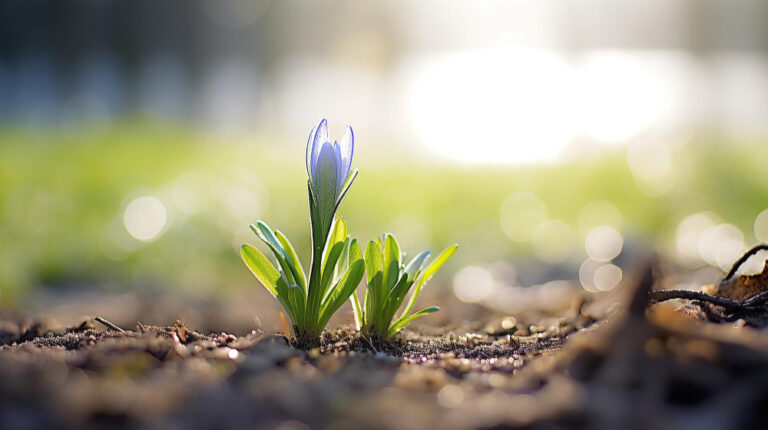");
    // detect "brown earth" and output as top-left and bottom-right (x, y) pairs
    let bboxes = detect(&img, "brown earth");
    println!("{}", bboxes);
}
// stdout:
(2, 265), (768, 430)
